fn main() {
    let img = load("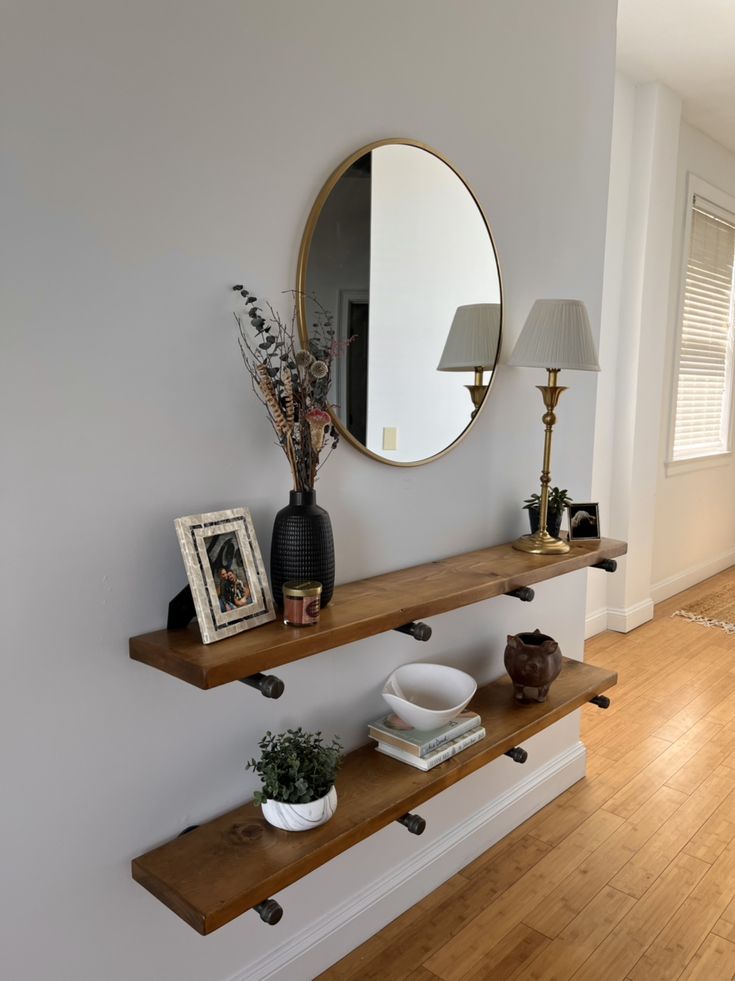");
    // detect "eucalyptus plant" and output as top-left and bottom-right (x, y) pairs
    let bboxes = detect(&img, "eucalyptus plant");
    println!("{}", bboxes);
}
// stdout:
(246, 727), (343, 805)
(234, 286), (349, 492)
(522, 487), (573, 514)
